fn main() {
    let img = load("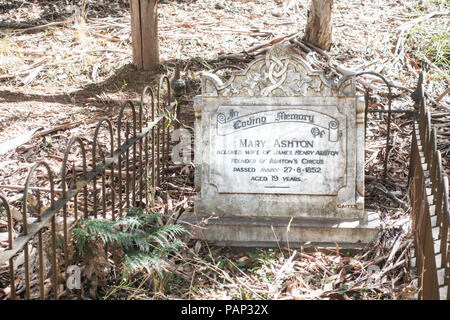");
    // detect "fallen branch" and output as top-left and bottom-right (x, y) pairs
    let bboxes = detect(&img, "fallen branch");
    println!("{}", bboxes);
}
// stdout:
(0, 127), (42, 156)
(396, 10), (449, 32)
(0, 57), (49, 81)
(436, 88), (449, 103)
(373, 183), (409, 210)
(32, 121), (83, 139)
(0, 185), (63, 193)
(244, 32), (300, 54)
(16, 18), (76, 34)
(0, 121), (82, 156)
